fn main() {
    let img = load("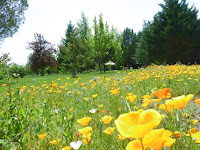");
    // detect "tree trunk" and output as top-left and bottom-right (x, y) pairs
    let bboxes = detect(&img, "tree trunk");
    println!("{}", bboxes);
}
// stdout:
(71, 65), (76, 78)
(41, 67), (44, 76)
(97, 57), (102, 73)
